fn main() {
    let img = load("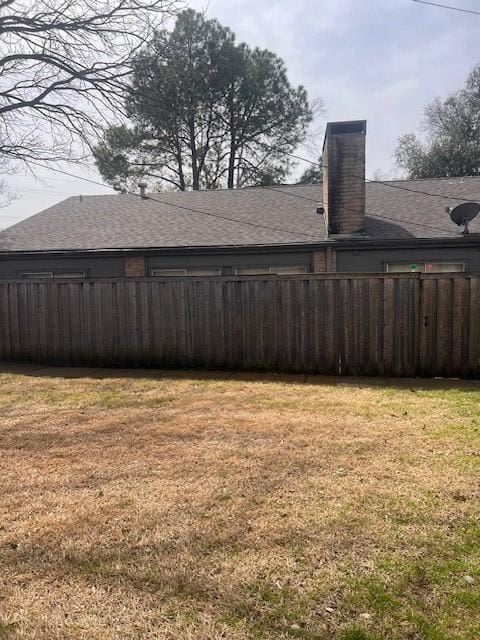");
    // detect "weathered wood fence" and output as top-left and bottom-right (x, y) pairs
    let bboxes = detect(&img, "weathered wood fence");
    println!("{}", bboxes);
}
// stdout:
(0, 273), (479, 377)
